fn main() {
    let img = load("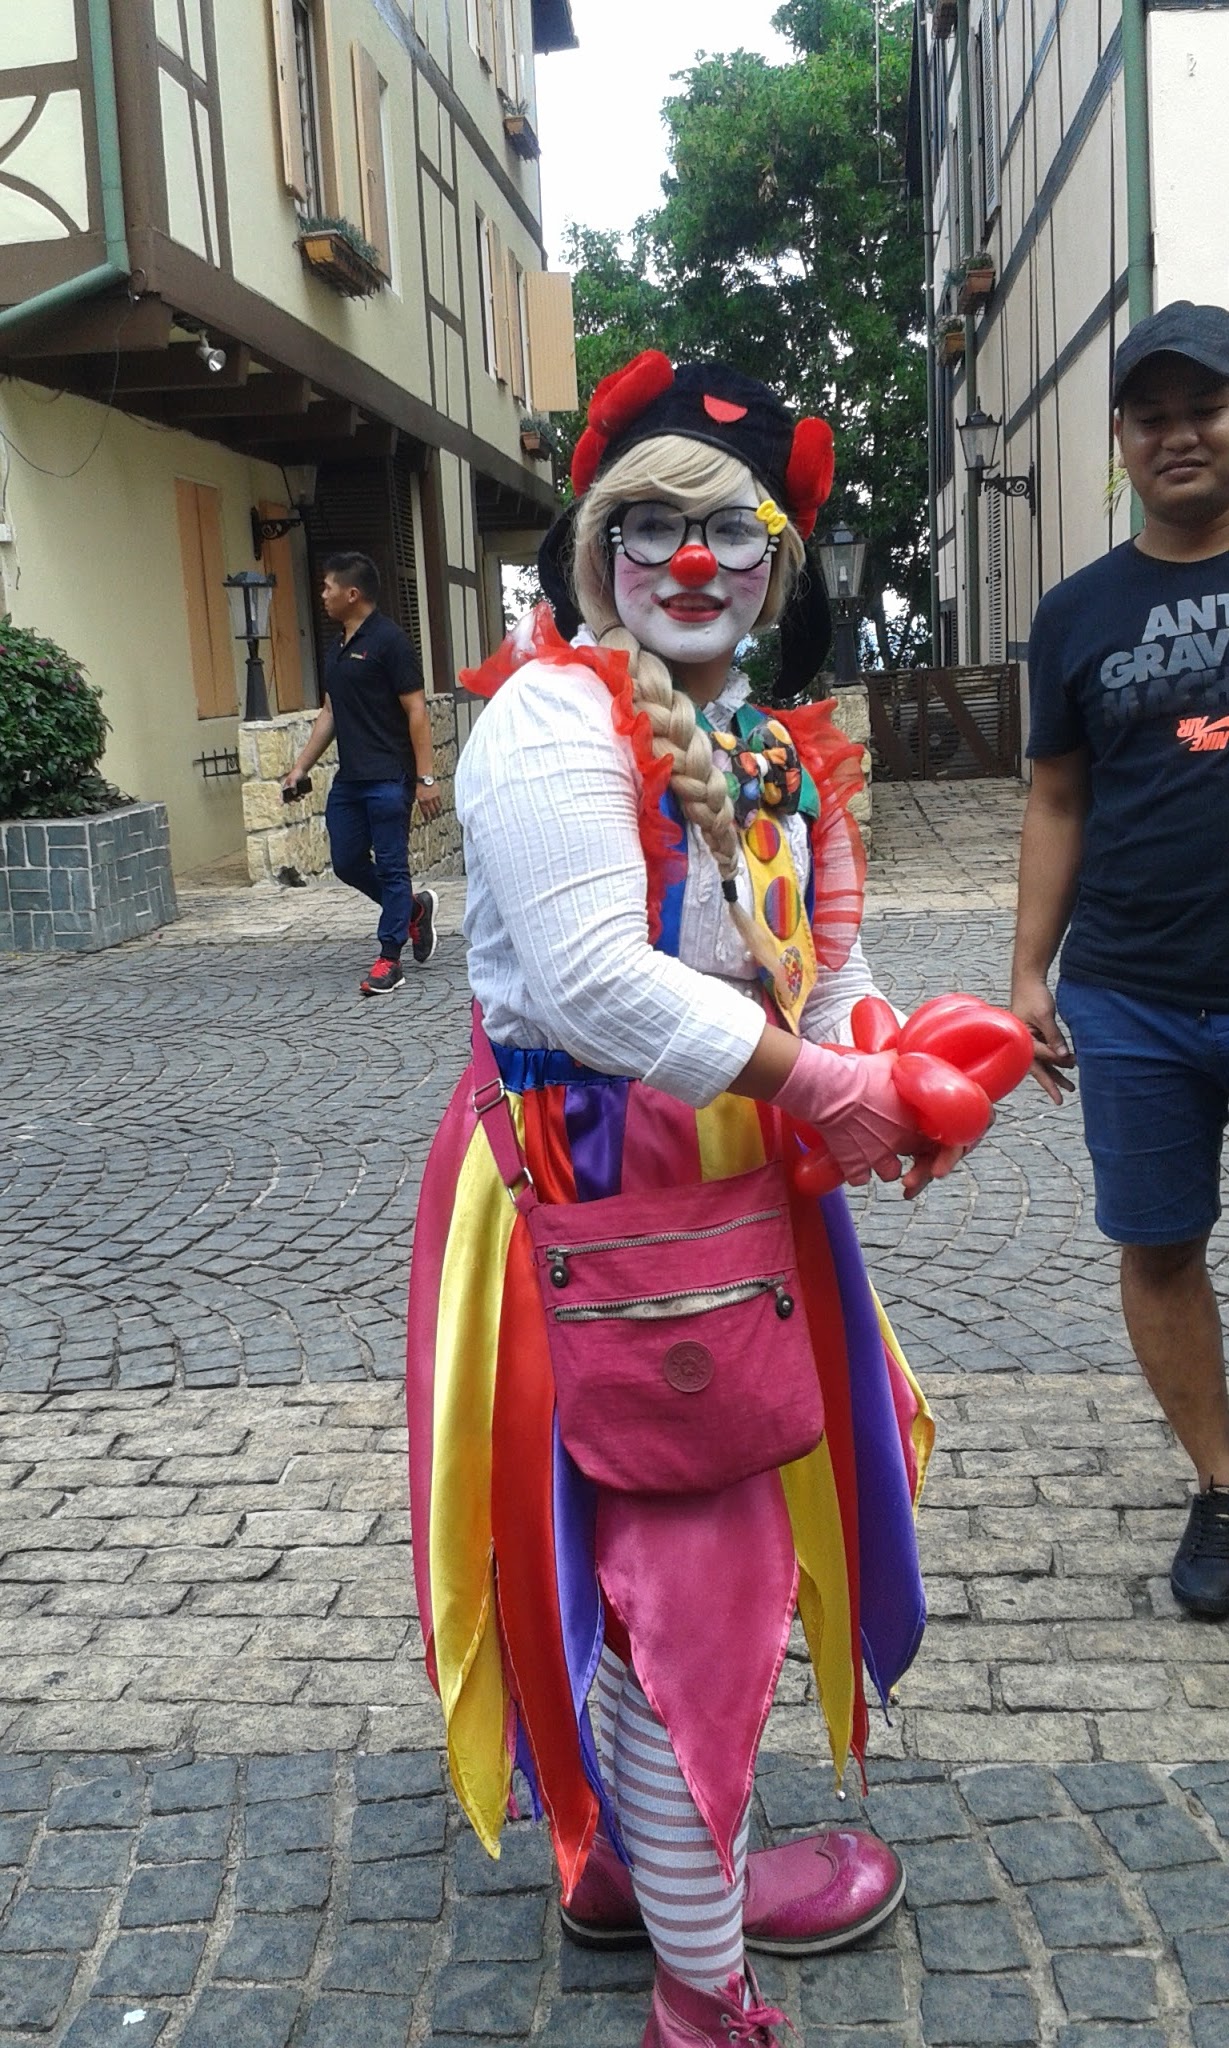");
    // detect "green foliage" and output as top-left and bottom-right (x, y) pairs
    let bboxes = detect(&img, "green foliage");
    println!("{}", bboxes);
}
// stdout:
(0, 618), (129, 819)
(559, 0), (930, 665)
